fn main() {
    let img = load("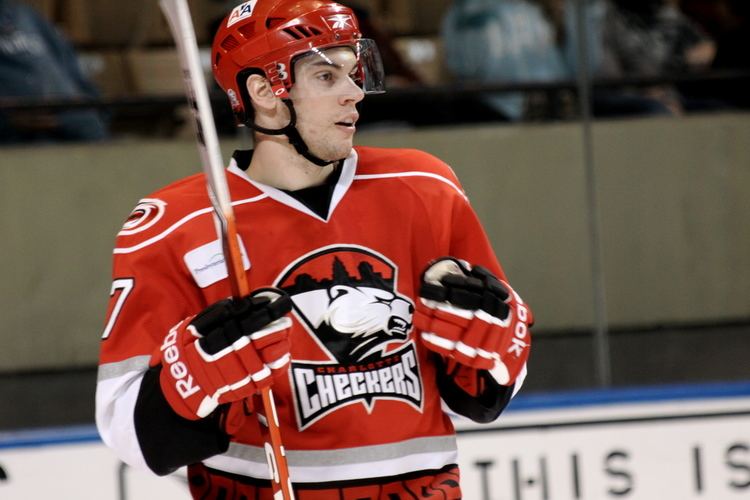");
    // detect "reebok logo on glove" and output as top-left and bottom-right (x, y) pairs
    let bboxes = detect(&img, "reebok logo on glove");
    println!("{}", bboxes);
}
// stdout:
(507, 294), (530, 358)
(161, 324), (201, 399)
